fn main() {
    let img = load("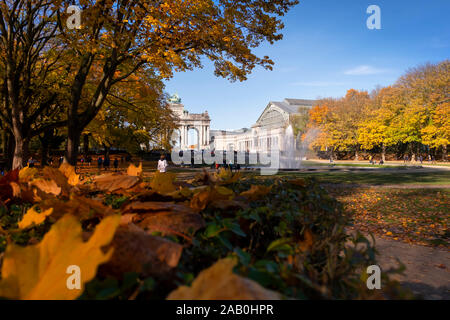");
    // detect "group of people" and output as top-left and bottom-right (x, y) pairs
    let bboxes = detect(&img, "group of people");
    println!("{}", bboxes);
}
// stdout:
(212, 161), (241, 172)
(97, 156), (124, 171)
(403, 154), (436, 164)
(369, 156), (384, 165)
